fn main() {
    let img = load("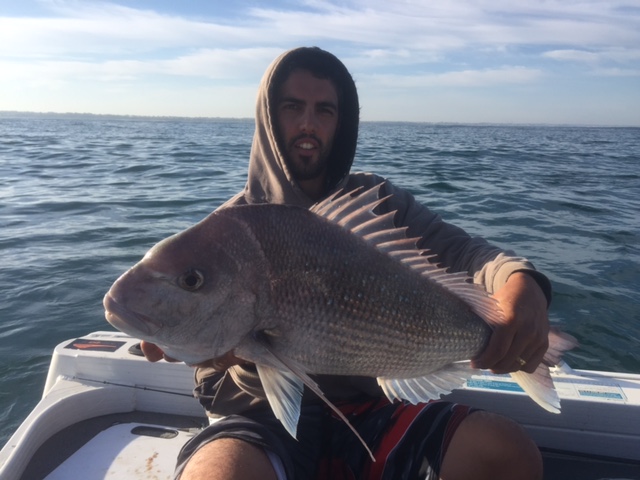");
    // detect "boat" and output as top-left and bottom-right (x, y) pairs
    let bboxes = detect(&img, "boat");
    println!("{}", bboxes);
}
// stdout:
(1, 331), (639, 480)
